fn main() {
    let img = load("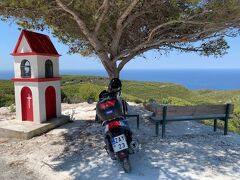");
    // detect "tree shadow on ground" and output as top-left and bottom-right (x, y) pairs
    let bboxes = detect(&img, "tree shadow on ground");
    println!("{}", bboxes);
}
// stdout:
(49, 104), (240, 180)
